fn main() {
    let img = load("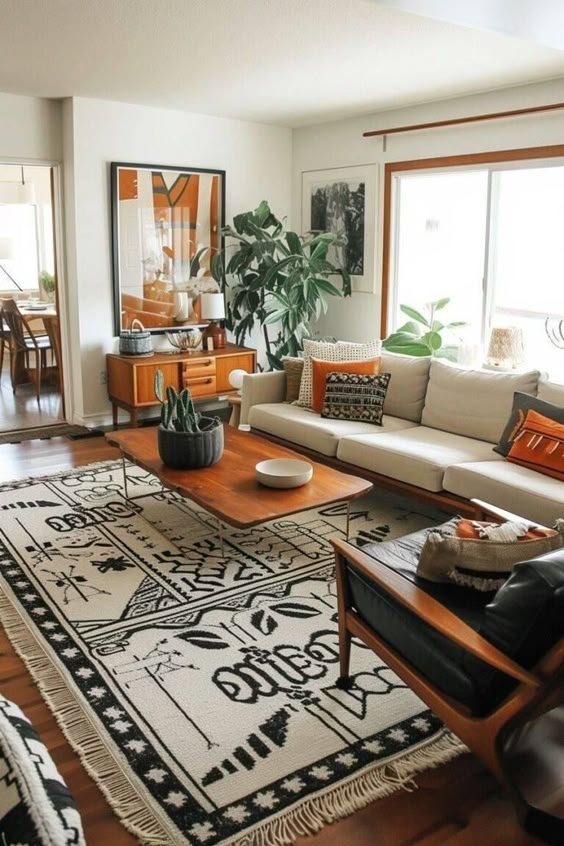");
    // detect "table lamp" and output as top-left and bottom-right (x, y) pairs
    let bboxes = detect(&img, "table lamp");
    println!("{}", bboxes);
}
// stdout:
(228, 368), (247, 395)
(201, 292), (226, 349)
(484, 327), (524, 370)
